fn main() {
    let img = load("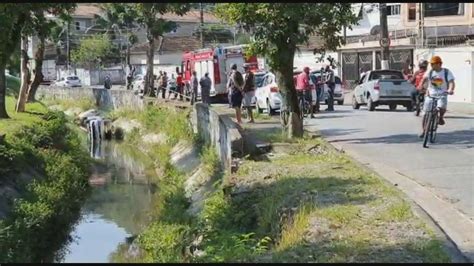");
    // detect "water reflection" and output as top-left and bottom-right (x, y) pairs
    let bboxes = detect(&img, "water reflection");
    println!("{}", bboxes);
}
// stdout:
(57, 139), (156, 263)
